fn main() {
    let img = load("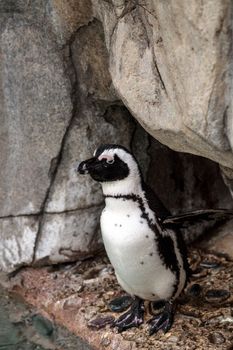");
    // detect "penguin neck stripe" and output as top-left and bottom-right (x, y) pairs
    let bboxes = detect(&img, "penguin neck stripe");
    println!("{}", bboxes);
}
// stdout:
(104, 193), (151, 224)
